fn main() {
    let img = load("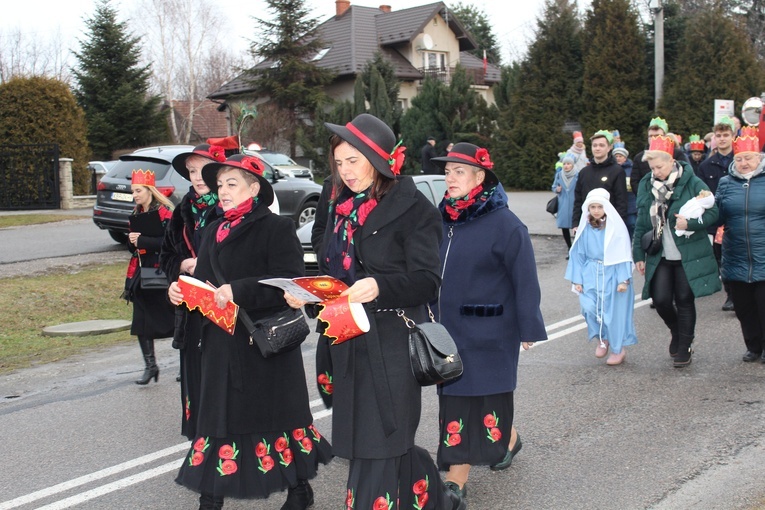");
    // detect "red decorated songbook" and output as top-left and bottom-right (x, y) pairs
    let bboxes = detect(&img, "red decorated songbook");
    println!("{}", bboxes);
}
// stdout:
(177, 275), (239, 335)
(259, 276), (370, 344)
